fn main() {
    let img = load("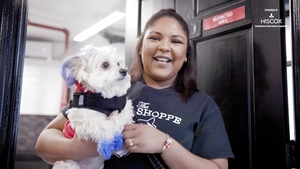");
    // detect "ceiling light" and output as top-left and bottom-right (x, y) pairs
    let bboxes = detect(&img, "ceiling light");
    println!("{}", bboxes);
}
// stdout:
(73, 11), (125, 42)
